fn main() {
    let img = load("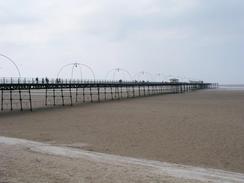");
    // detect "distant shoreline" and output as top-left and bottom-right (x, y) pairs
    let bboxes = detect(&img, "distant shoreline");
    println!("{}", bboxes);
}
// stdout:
(220, 84), (244, 87)
(219, 84), (244, 90)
